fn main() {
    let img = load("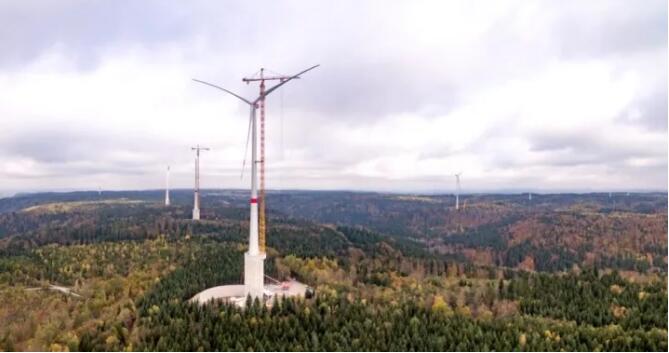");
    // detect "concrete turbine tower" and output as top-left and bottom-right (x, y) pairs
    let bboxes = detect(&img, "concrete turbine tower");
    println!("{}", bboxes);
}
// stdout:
(191, 145), (210, 220)
(165, 166), (171, 206)
(455, 172), (462, 210)
(193, 64), (319, 299)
